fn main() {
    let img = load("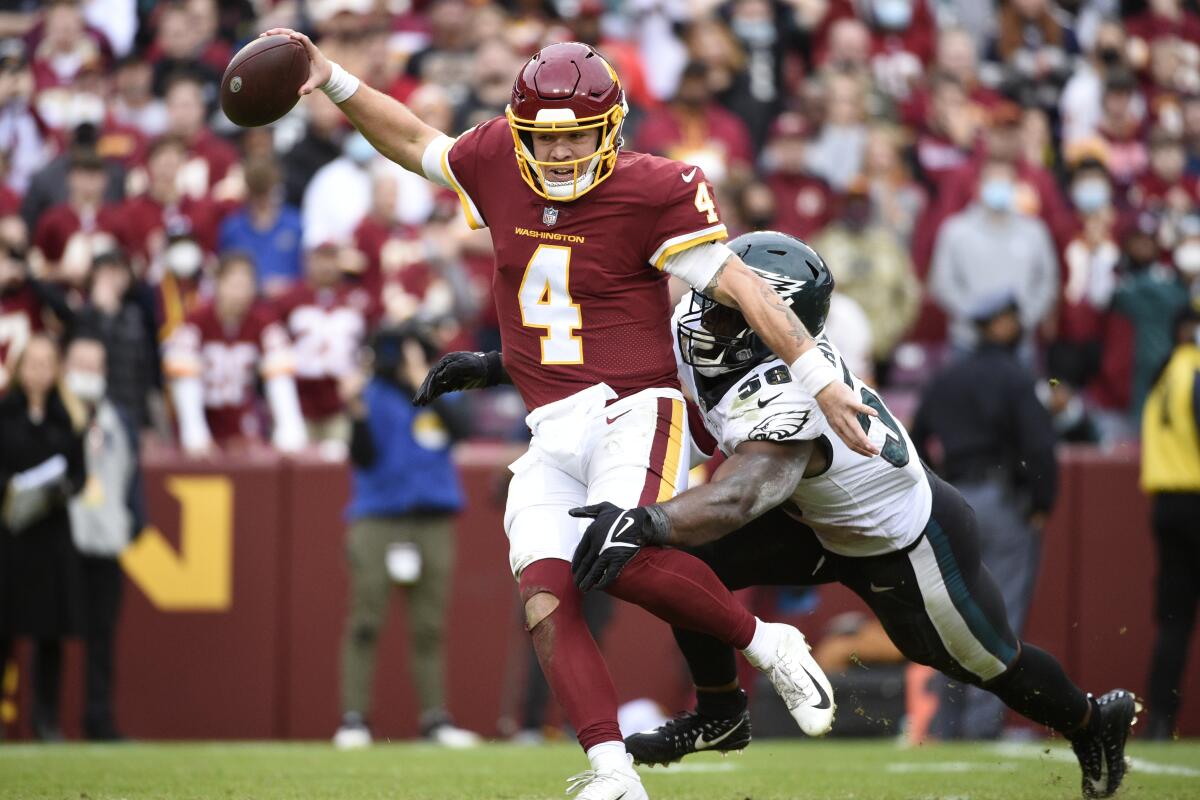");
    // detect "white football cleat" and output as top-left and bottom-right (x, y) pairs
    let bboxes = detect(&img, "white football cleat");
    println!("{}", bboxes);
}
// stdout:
(744, 622), (835, 736)
(565, 756), (649, 800)
(426, 722), (482, 748)
(332, 717), (372, 750)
